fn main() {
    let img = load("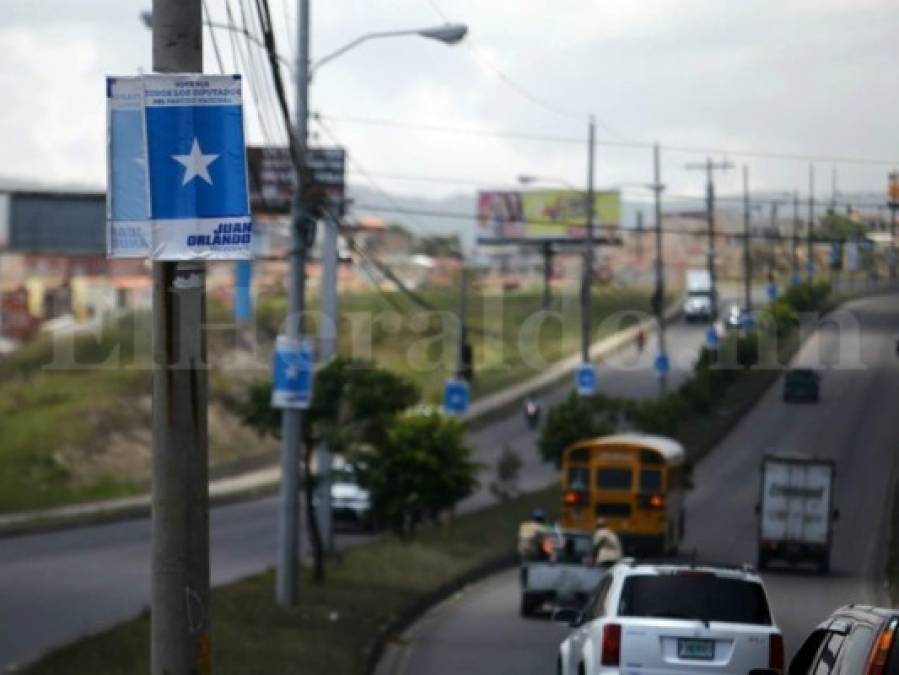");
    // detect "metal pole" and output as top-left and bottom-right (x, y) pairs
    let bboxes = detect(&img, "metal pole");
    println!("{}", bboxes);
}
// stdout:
(636, 210), (644, 259)
(652, 143), (667, 395)
(792, 190), (800, 284)
(890, 171), (897, 281)
(769, 202), (778, 287)
(149, 2), (210, 674)
(456, 264), (469, 379)
(807, 165), (815, 283)
(316, 214), (338, 553)
(277, 0), (310, 609)
(541, 241), (553, 310)
(705, 159), (718, 323)
(742, 165), (752, 314)
(581, 117), (596, 363)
